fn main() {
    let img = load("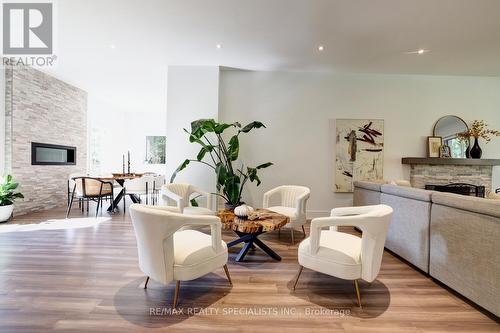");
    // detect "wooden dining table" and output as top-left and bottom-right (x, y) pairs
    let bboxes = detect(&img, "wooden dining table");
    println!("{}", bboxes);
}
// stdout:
(94, 173), (143, 212)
